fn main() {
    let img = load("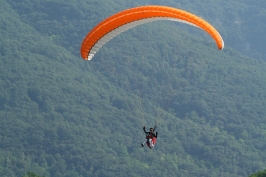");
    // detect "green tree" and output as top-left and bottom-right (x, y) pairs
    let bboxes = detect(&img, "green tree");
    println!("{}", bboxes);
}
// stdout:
(249, 169), (266, 177)
(22, 172), (44, 177)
